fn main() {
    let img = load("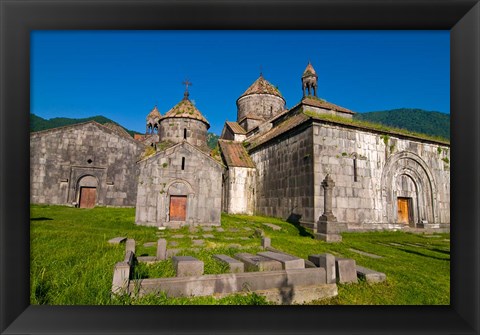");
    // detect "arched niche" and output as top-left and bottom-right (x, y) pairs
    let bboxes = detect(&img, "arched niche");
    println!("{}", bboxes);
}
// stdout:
(381, 151), (438, 226)
(164, 180), (194, 223)
(76, 175), (98, 208)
